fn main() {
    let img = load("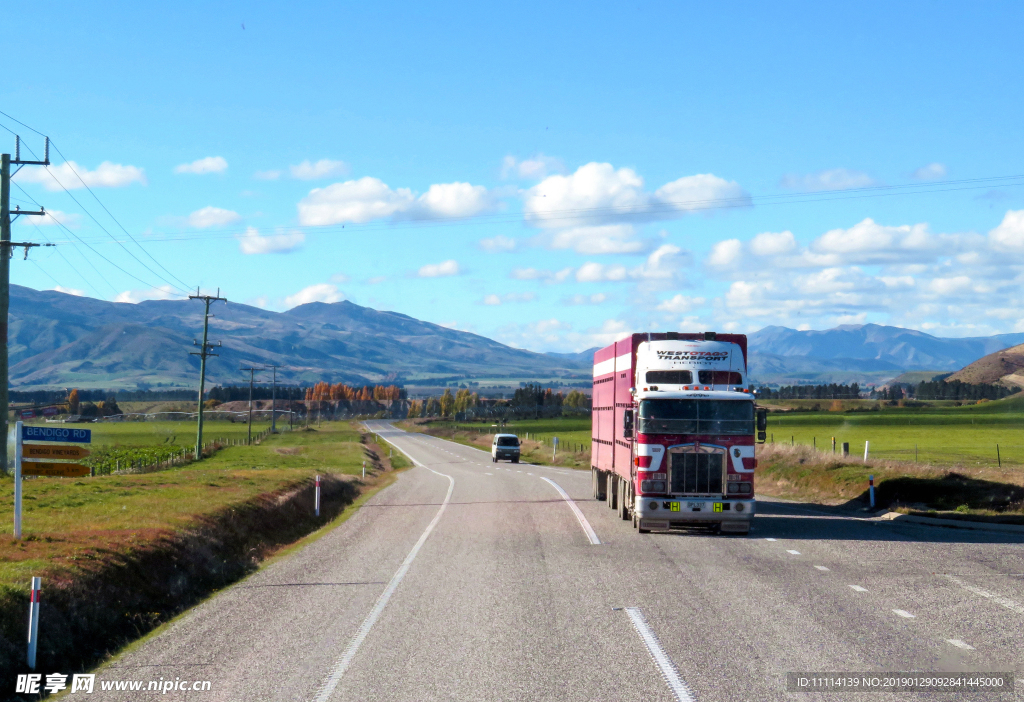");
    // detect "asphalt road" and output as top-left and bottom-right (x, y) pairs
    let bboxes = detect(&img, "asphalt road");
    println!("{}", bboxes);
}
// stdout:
(91, 421), (1024, 701)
